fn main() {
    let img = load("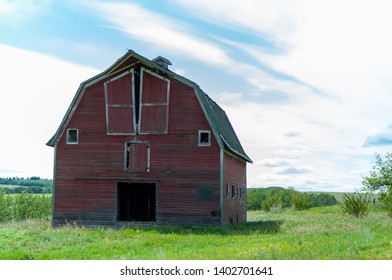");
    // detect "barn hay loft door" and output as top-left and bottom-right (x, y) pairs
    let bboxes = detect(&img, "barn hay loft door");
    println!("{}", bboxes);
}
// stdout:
(117, 182), (156, 222)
